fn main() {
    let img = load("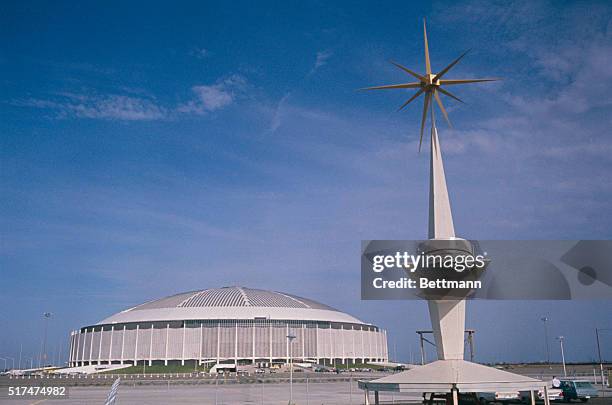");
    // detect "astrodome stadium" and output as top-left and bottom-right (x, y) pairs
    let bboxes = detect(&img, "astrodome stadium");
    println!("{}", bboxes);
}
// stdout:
(68, 286), (388, 367)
